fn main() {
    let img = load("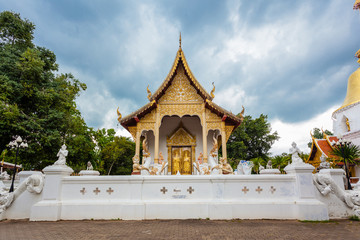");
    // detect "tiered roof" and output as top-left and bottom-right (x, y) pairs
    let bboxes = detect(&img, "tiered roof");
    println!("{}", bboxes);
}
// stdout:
(120, 41), (243, 130)
(308, 134), (339, 161)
